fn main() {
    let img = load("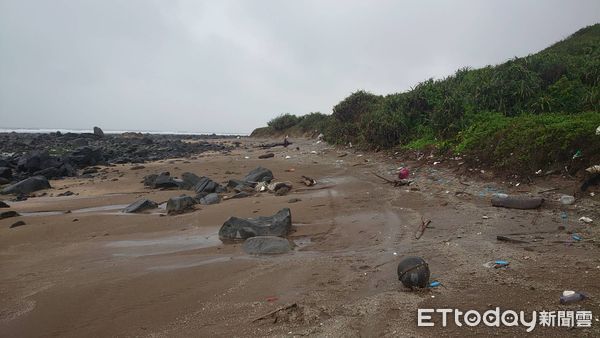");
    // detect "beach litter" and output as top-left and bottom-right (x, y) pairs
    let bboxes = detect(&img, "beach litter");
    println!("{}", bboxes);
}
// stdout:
(560, 290), (586, 304)
(397, 256), (430, 289)
(579, 216), (593, 224)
